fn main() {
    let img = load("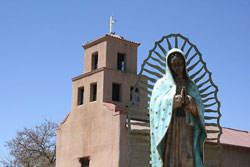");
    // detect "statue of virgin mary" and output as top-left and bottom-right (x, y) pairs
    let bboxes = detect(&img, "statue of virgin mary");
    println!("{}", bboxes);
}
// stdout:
(149, 48), (207, 167)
